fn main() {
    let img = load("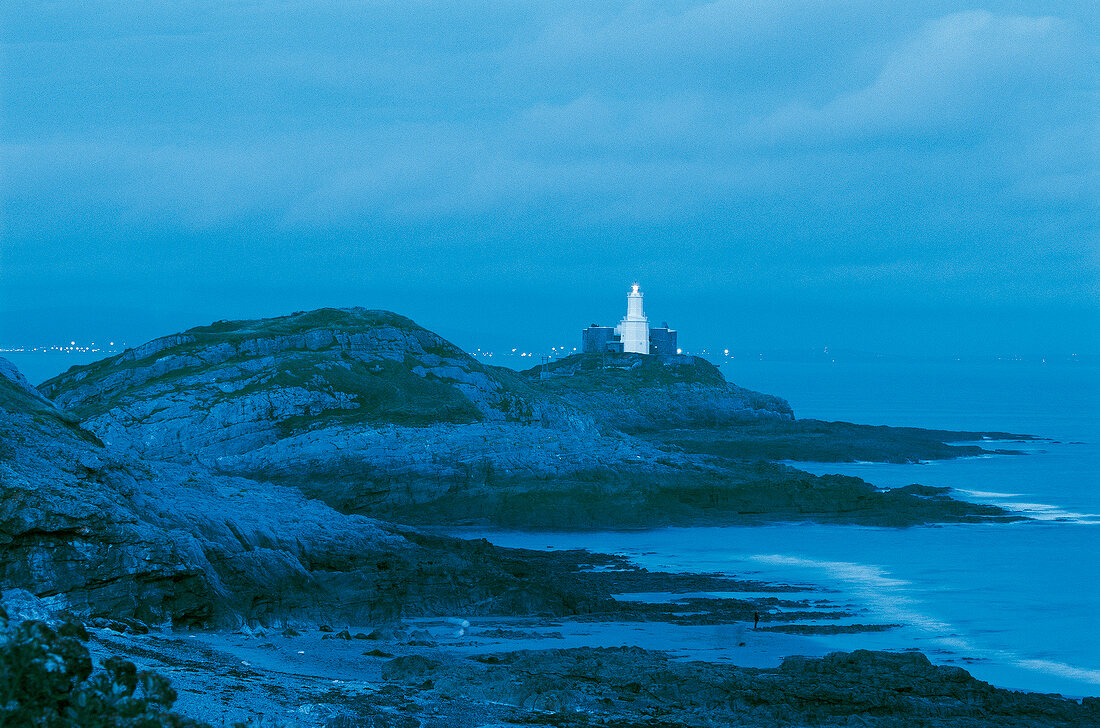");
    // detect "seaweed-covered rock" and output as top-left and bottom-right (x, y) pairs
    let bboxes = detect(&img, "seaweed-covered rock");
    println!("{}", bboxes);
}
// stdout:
(0, 607), (209, 727)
